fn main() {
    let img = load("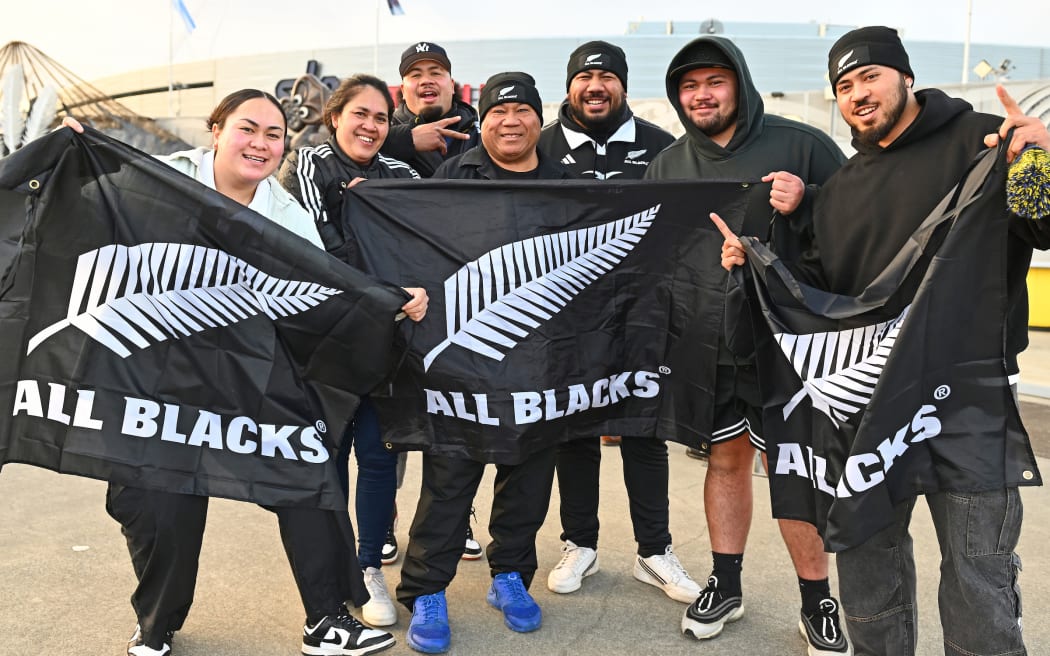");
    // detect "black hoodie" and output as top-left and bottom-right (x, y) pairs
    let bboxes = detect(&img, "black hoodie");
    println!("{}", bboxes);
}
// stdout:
(805, 88), (1050, 371)
(645, 36), (845, 363)
(646, 36), (844, 253)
